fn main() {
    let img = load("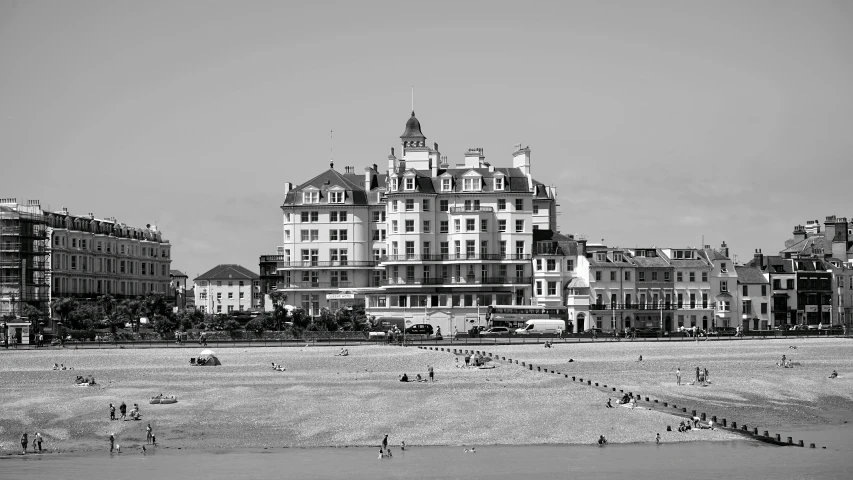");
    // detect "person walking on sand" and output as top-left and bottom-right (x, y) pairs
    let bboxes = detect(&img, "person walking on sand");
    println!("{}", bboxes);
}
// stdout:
(146, 424), (153, 445)
(35, 432), (43, 453)
(428, 365), (434, 382)
(381, 434), (388, 454)
(21, 431), (28, 455)
(704, 367), (709, 384)
(695, 367), (700, 385)
(655, 433), (661, 445)
(120, 402), (127, 420)
(676, 367), (681, 386)
(109, 403), (116, 421)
